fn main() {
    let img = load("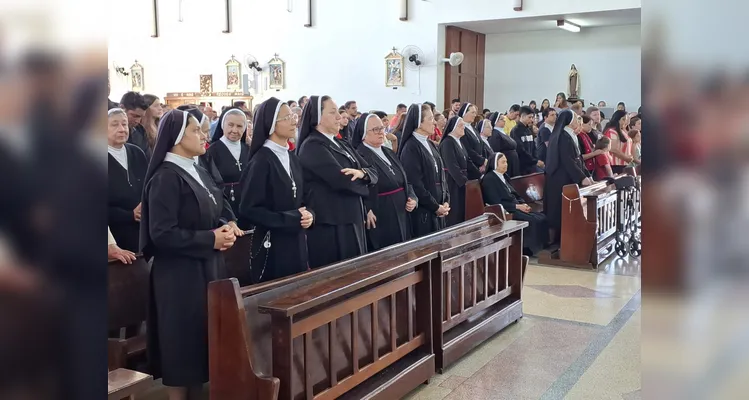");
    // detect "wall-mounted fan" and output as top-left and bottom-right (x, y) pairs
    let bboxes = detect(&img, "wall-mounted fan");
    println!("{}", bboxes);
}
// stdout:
(442, 52), (465, 67)
(244, 54), (262, 72)
(112, 61), (129, 76)
(402, 45), (425, 71)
